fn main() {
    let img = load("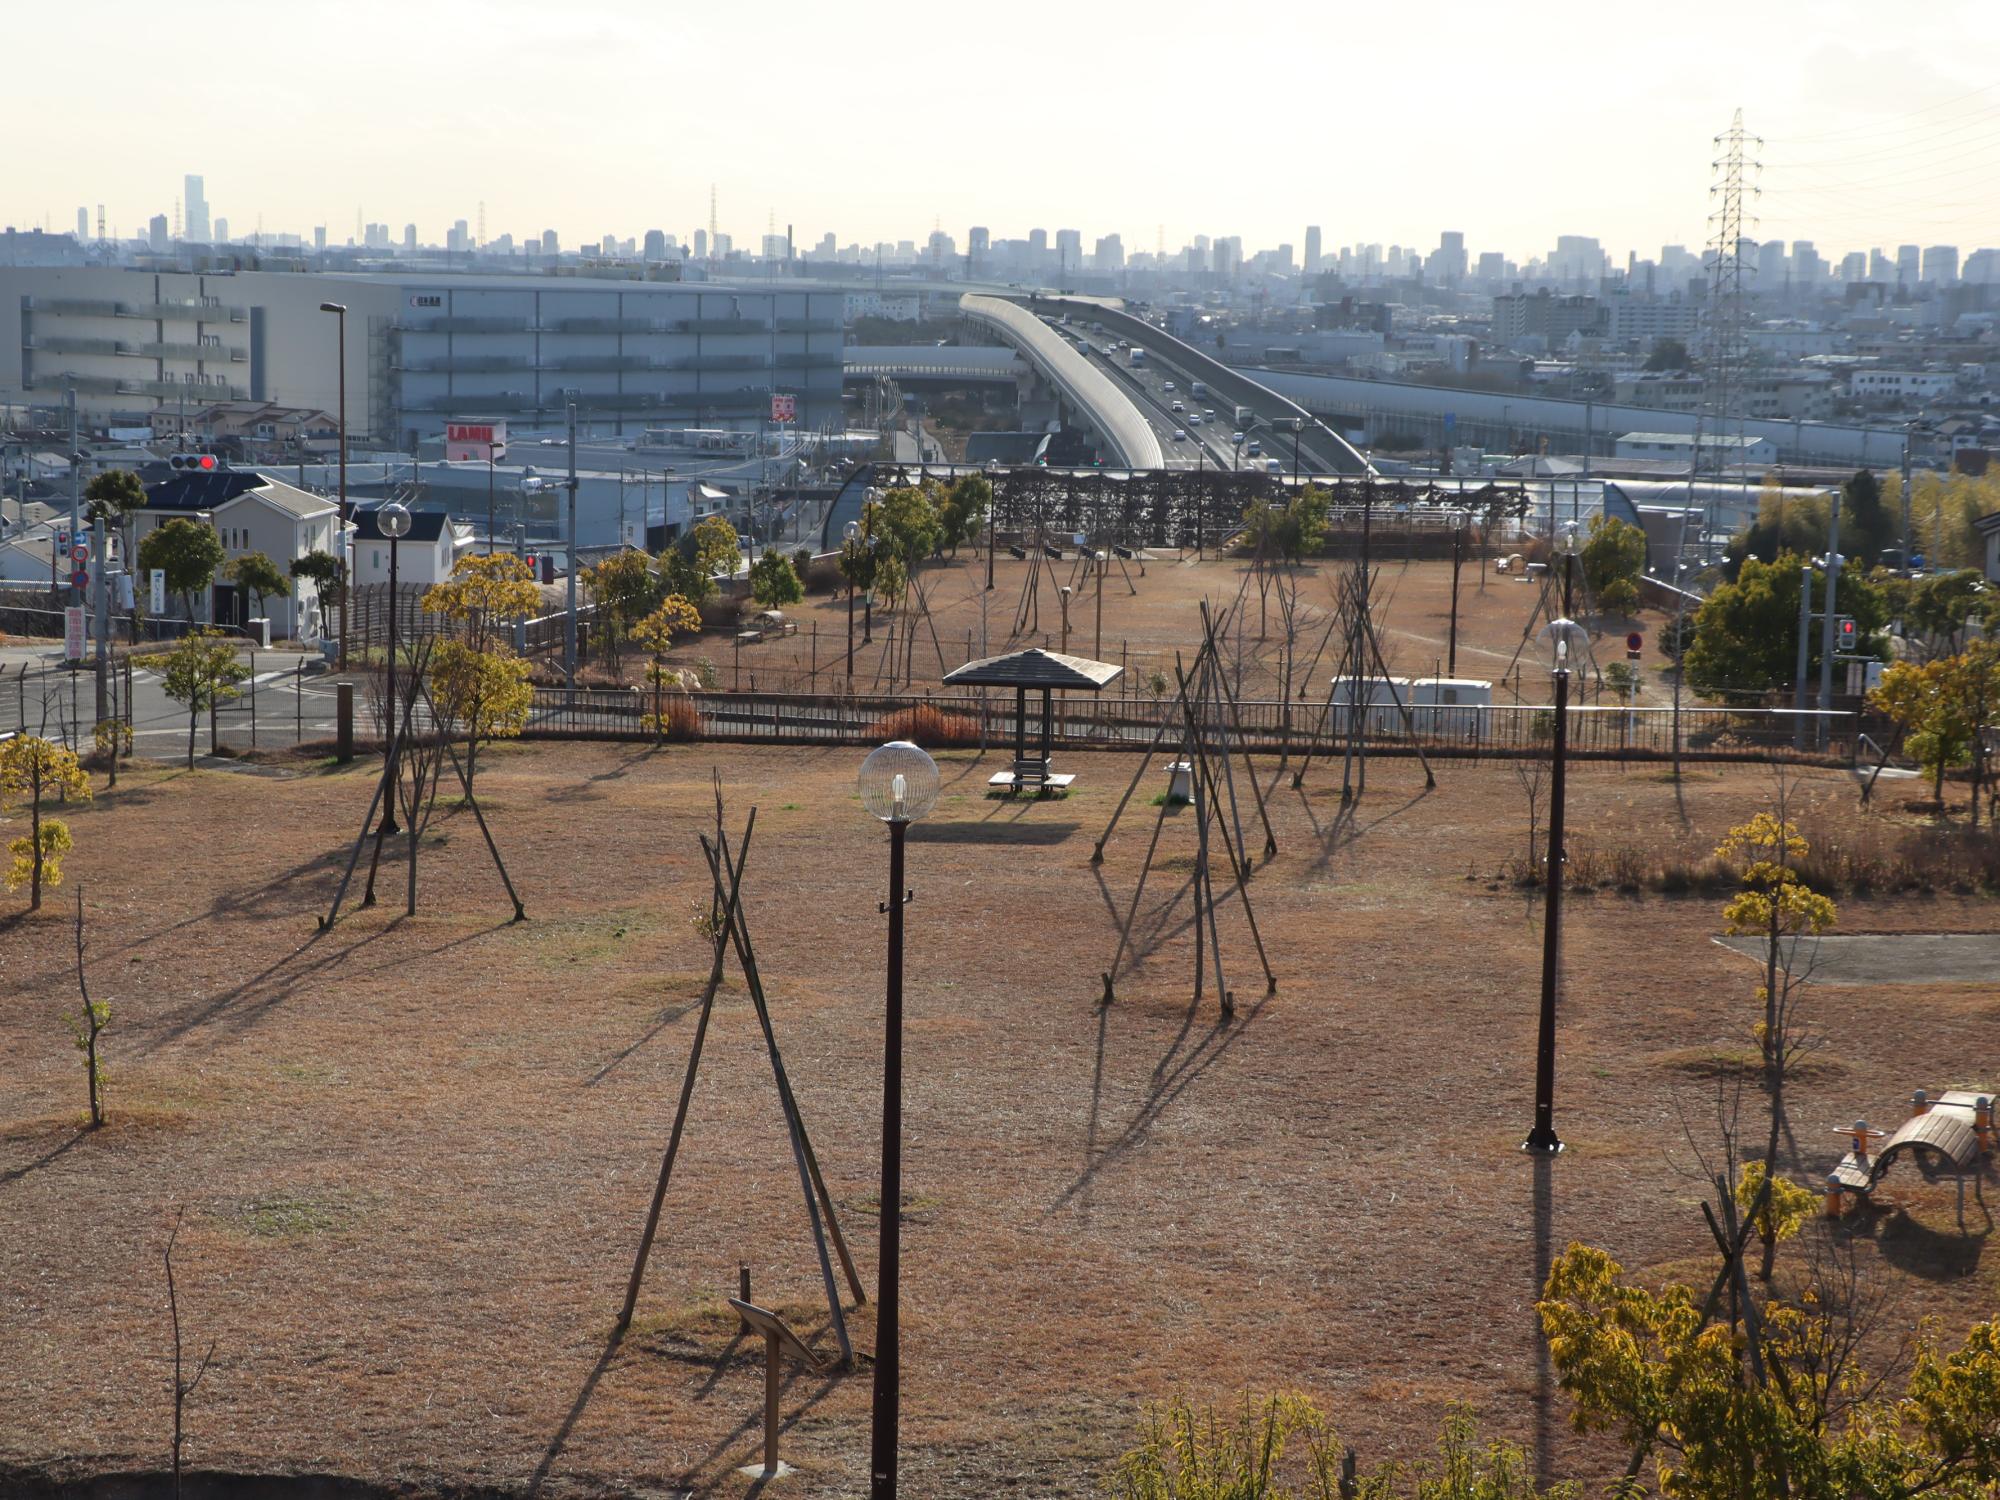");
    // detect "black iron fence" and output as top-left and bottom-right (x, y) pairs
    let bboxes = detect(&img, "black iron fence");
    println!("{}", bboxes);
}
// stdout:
(523, 684), (1861, 764)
